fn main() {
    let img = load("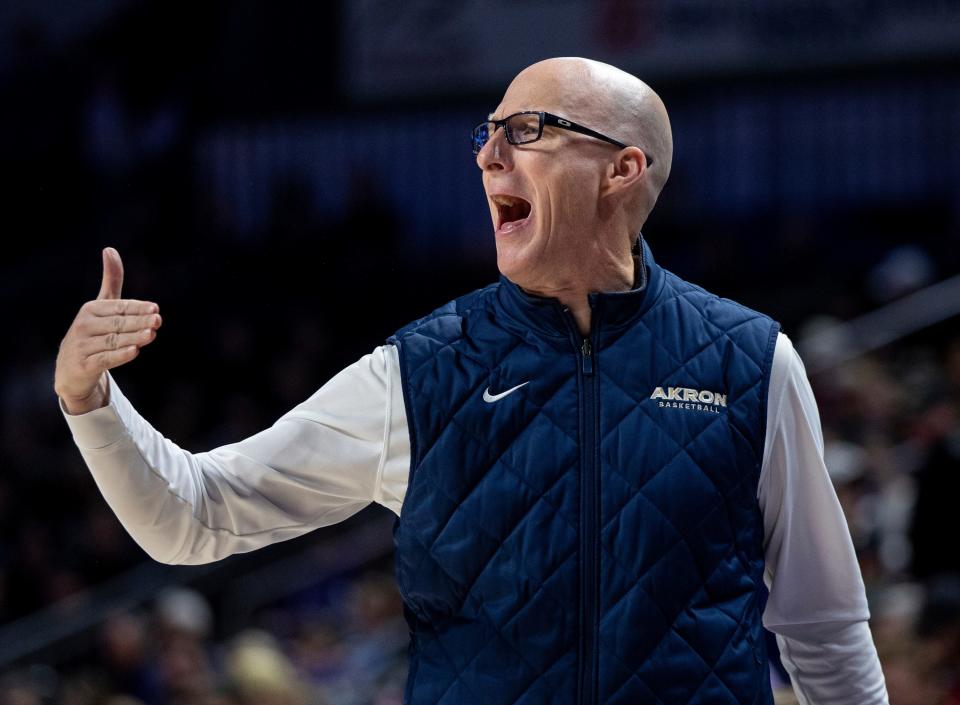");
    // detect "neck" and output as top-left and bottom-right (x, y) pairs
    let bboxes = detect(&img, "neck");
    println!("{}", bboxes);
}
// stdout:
(529, 257), (636, 336)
